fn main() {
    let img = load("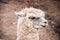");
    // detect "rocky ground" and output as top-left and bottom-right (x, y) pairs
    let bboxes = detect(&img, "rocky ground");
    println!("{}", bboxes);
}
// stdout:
(0, 0), (60, 40)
